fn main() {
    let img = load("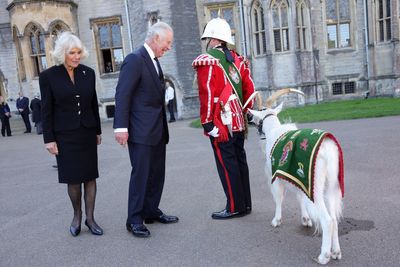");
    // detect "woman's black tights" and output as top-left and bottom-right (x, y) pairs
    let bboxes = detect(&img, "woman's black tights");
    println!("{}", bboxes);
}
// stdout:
(67, 184), (82, 228)
(67, 180), (99, 228)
